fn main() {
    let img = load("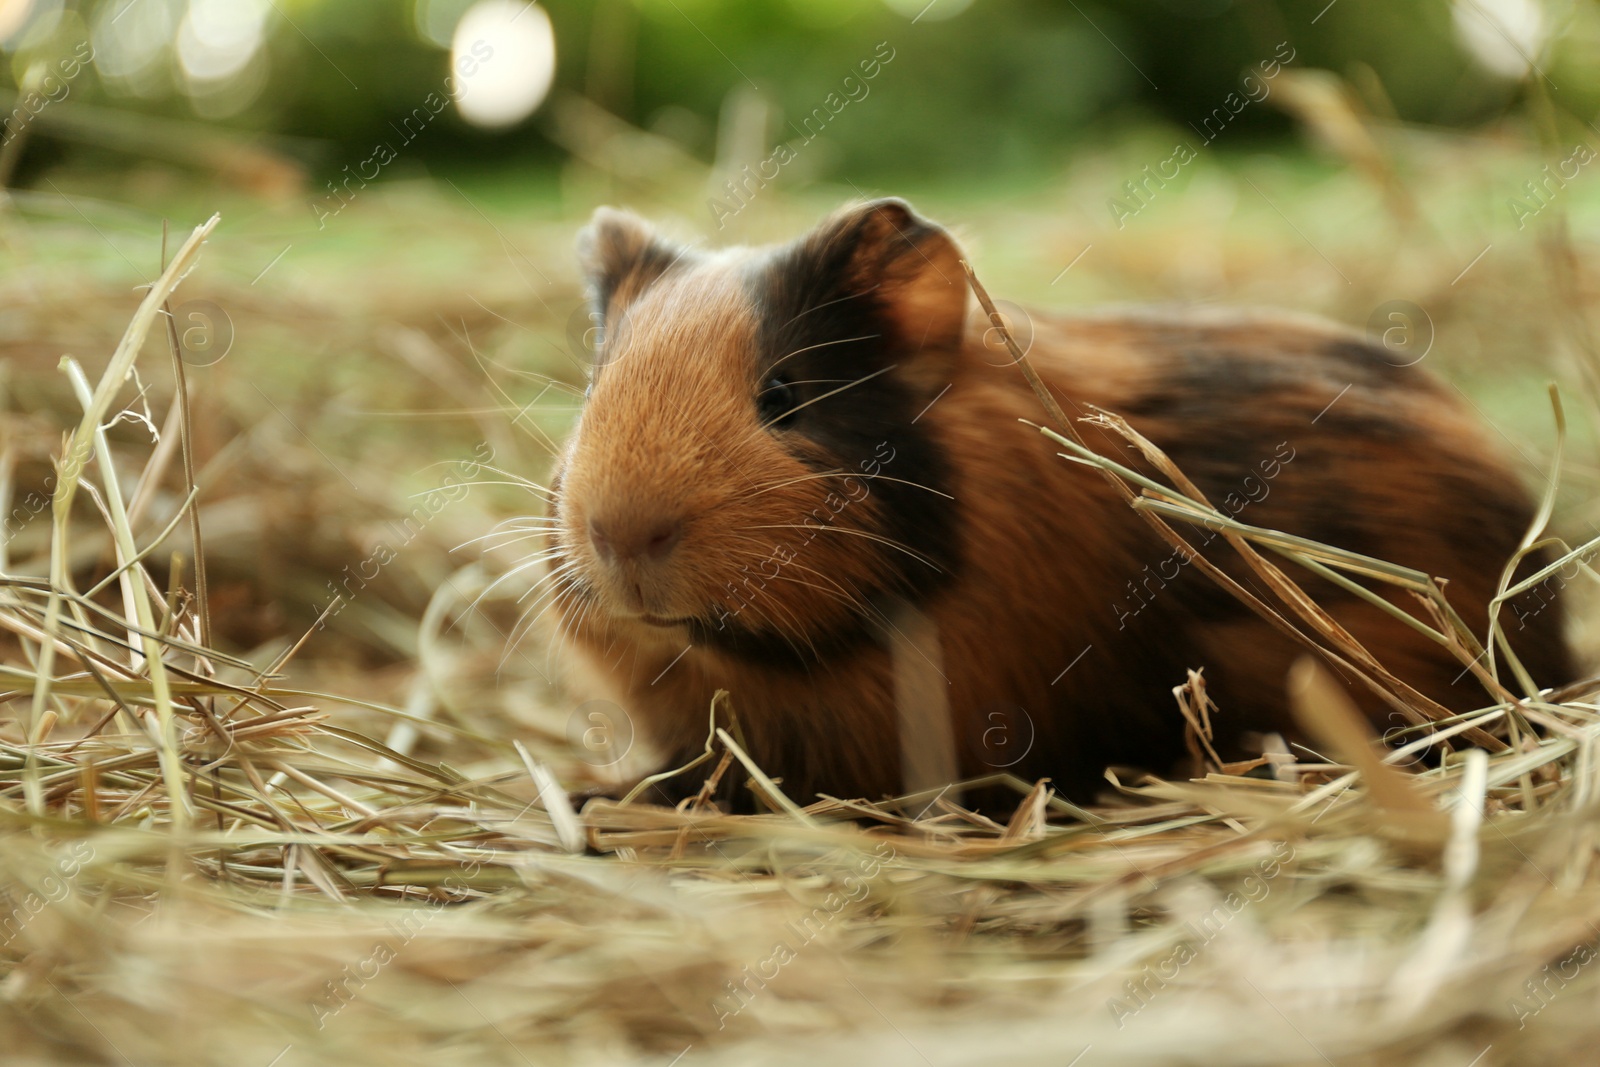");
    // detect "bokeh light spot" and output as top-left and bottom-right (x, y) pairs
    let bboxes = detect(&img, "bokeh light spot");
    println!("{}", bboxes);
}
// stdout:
(1452, 0), (1546, 81)
(90, 0), (178, 98)
(177, 0), (268, 83)
(451, 0), (555, 130)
